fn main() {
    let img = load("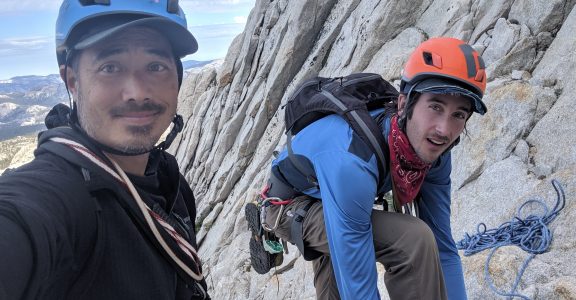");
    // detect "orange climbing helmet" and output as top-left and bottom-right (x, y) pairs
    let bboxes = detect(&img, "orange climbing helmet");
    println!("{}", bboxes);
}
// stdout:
(400, 37), (487, 115)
